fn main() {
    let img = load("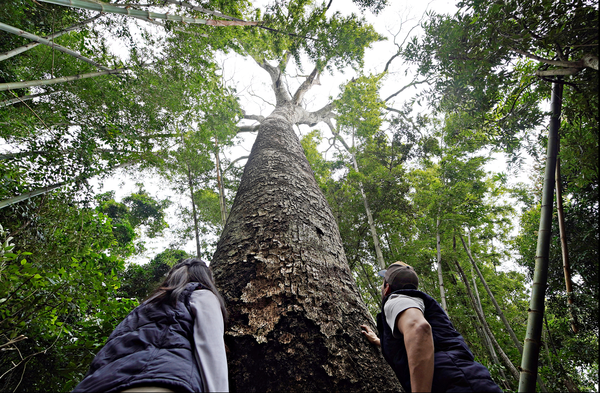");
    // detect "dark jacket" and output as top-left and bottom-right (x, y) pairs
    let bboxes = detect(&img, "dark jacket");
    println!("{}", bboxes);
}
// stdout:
(377, 289), (502, 393)
(73, 283), (205, 393)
